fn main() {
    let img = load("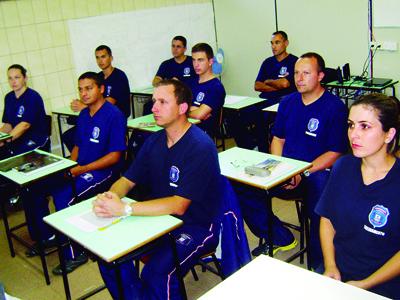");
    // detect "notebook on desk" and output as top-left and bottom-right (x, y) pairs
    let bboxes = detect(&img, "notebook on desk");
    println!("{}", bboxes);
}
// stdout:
(363, 78), (392, 87)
